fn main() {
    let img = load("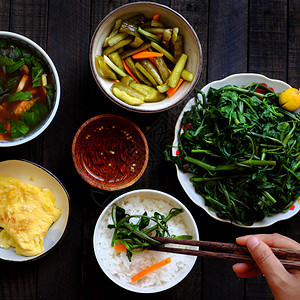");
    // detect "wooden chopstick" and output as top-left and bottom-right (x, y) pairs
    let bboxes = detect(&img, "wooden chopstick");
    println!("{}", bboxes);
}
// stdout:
(150, 237), (300, 270)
